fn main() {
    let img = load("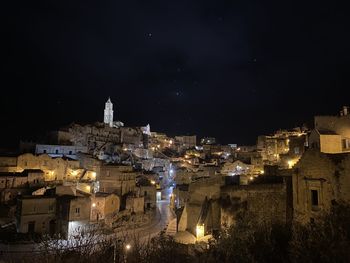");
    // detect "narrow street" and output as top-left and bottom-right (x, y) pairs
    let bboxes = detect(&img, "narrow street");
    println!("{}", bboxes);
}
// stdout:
(127, 186), (175, 241)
